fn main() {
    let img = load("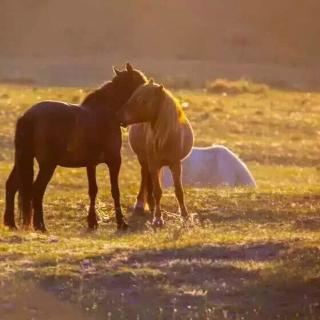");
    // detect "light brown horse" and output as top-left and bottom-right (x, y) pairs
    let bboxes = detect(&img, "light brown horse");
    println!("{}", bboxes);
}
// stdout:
(118, 80), (194, 227)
